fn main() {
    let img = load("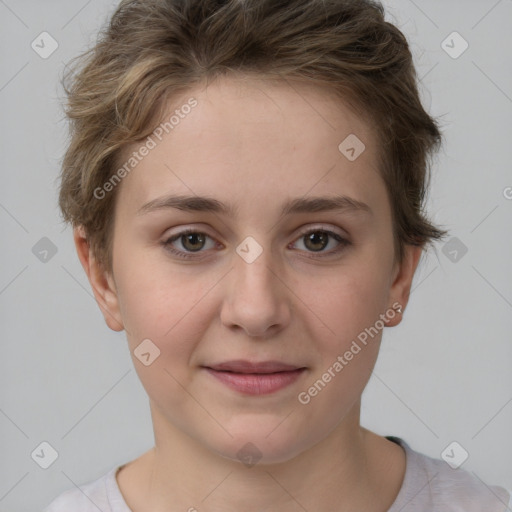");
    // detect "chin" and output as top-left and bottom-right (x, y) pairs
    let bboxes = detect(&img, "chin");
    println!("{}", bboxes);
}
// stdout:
(205, 422), (315, 467)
